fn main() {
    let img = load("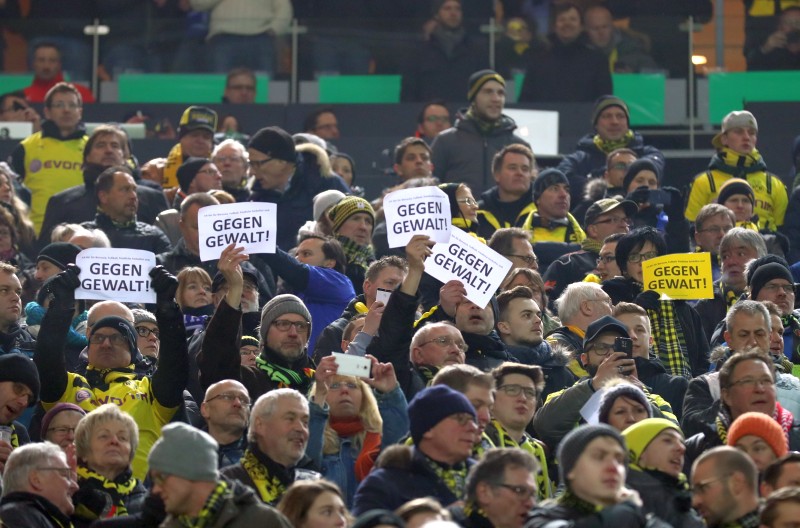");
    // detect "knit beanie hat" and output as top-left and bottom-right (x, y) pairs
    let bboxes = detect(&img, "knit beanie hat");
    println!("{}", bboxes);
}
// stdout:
(329, 196), (375, 234)
(259, 294), (312, 344)
(558, 424), (627, 487)
(241, 335), (260, 348)
(467, 69), (505, 102)
(40, 403), (87, 436)
(90, 316), (138, 365)
(598, 383), (652, 425)
(149, 422), (219, 482)
(622, 158), (660, 194)
(727, 411), (788, 458)
(408, 385), (477, 446)
(248, 126), (296, 163)
(716, 178), (755, 206)
(37, 242), (82, 270)
(176, 157), (209, 193)
(313, 189), (346, 222)
(592, 95), (630, 127)
(621, 418), (683, 467)
(532, 168), (569, 203)
(0, 354), (40, 407)
(748, 260), (793, 300)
